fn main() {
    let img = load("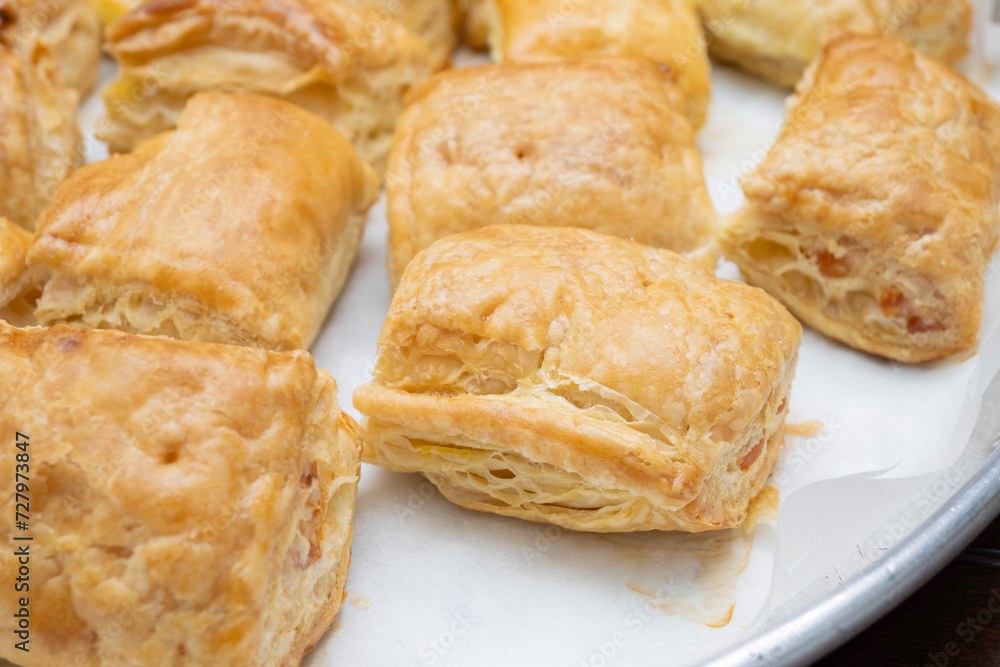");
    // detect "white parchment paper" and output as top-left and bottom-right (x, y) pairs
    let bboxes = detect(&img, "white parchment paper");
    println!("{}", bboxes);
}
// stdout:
(74, 23), (1000, 666)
